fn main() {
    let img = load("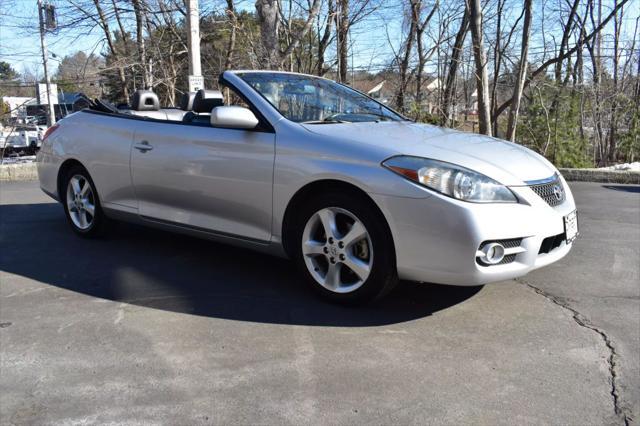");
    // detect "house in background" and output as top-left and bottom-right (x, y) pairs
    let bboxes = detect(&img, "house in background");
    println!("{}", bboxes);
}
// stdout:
(2, 97), (37, 119)
(351, 73), (443, 114)
(58, 92), (92, 113)
(23, 92), (92, 125)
